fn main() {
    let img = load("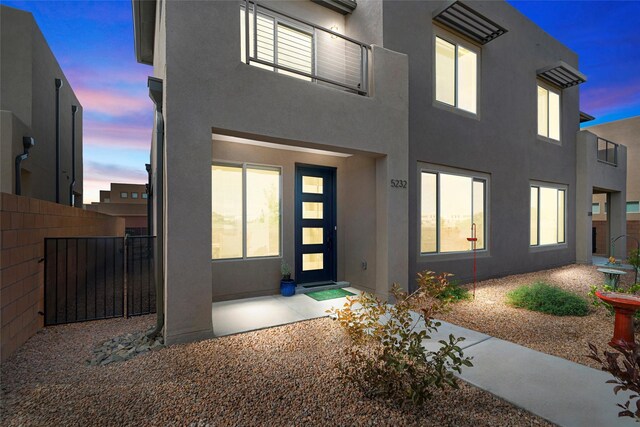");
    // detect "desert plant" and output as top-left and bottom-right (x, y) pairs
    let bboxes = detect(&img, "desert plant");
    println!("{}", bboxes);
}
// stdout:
(329, 271), (473, 406)
(506, 282), (589, 316)
(588, 282), (640, 318)
(588, 342), (640, 420)
(629, 248), (640, 281)
(437, 279), (471, 302)
(280, 260), (291, 280)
